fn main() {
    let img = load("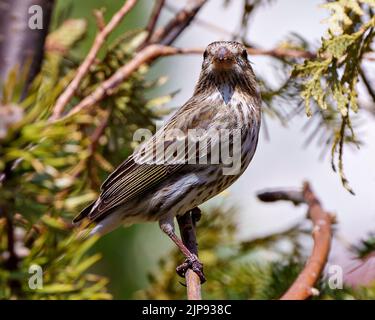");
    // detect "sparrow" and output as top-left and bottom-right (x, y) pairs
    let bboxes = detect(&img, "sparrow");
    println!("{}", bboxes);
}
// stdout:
(73, 41), (262, 282)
